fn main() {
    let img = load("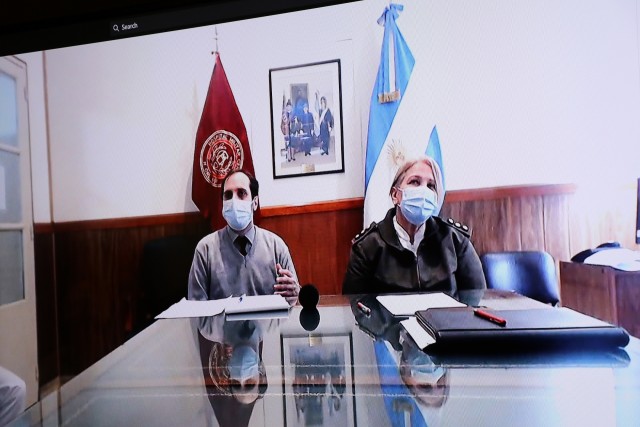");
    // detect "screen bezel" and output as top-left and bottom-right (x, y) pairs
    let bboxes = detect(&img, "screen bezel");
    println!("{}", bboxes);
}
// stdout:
(0, 0), (356, 57)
